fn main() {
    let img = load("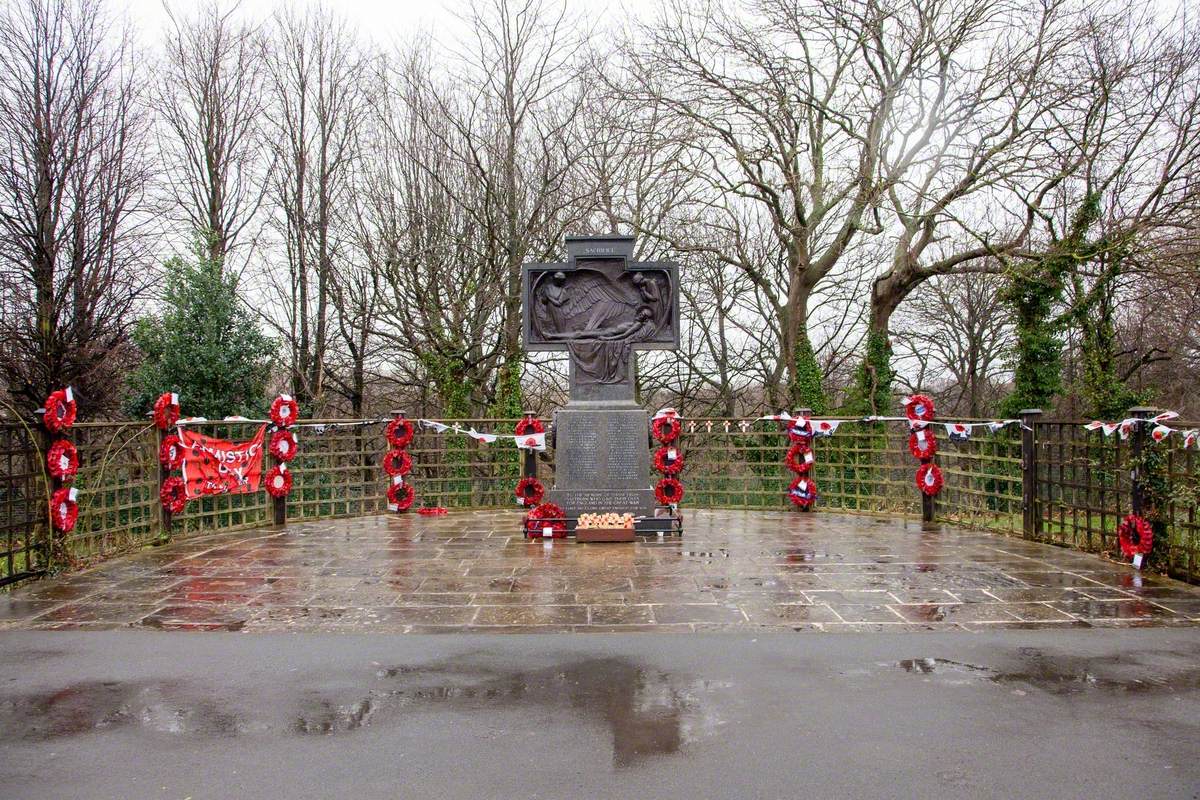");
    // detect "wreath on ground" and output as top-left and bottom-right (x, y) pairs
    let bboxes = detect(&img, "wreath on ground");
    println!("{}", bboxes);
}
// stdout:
(265, 465), (292, 497)
(159, 476), (186, 514)
(270, 395), (299, 428)
(383, 448), (413, 477)
(514, 417), (545, 436)
(524, 502), (566, 538)
(385, 417), (414, 448)
(417, 506), (447, 516)
(904, 394), (936, 422)
(515, 476), (545, 506)
(387, 480), (415, 511)
(653, 446), (684, 475)
(788, 476), (818, 508)
(655, 477), (684, 505)
(651, 416), (681, 443)
(785, 442), (815, 474)
(153, 392), (180, 430)
(159, 435), (183, 470)
(269, 429), (298, 462)
(43, 388), (77, 433)
(47, 439), (79, 479)
(915, 463), (944, 496)
(1117, 514), (1153, 558)
(908, 430), (938, 460)
(787, 418), (813, 443)
(50, 486), (79, 532)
